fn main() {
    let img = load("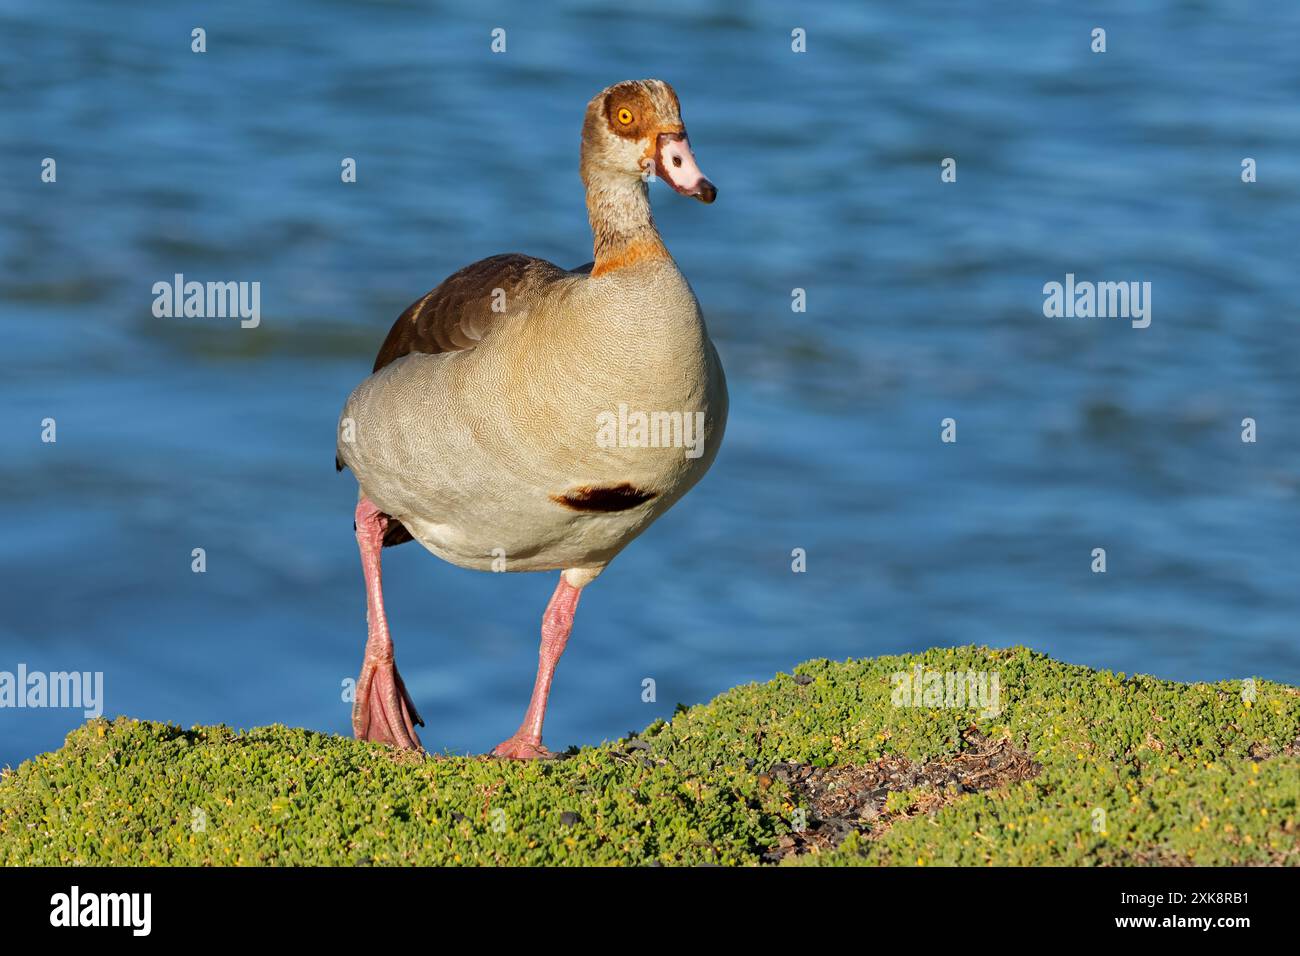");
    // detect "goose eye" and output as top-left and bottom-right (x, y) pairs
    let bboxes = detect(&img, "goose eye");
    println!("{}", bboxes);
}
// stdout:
(616, 108), (633, 126)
